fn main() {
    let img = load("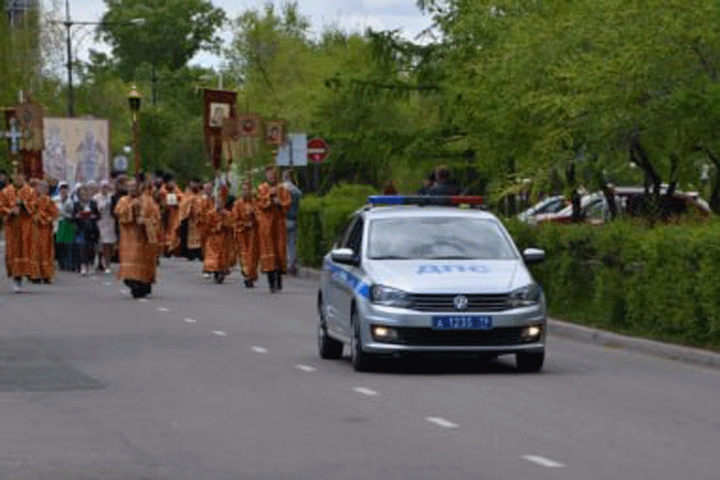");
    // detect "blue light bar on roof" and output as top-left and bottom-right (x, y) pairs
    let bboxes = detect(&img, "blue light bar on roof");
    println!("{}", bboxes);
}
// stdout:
(367, 195), (484, 206)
